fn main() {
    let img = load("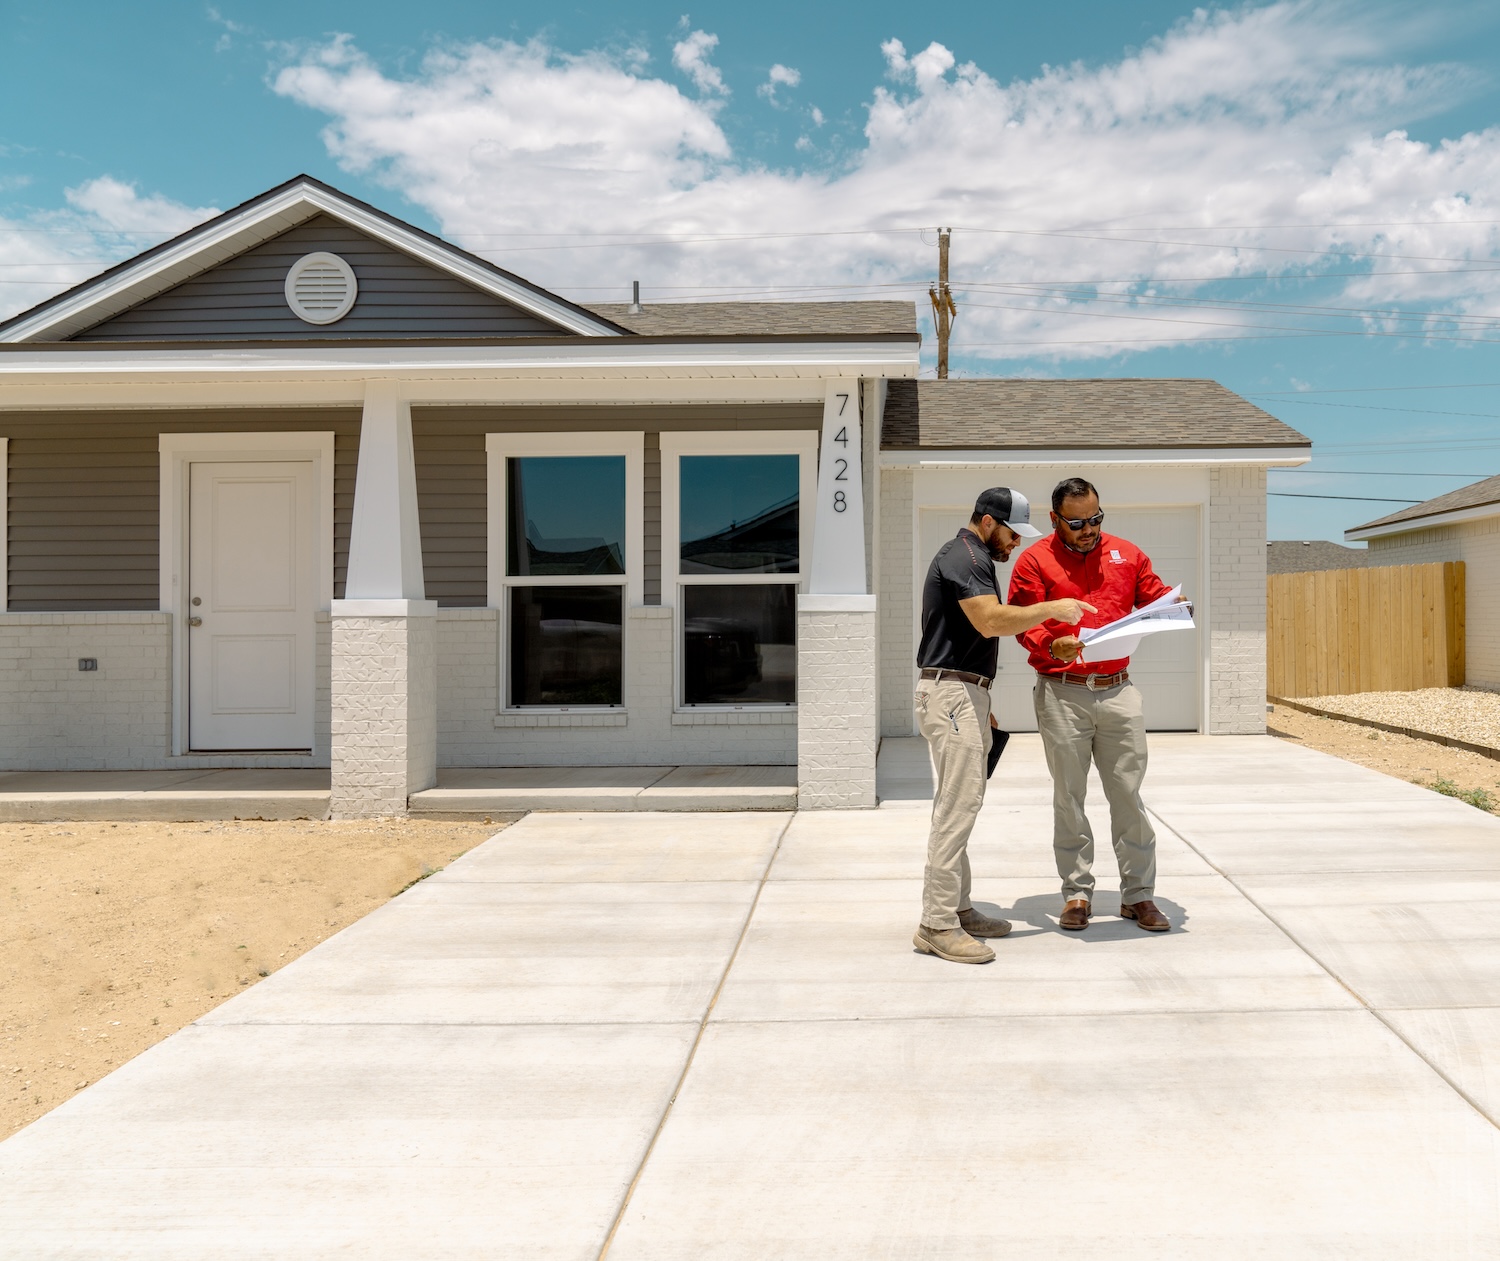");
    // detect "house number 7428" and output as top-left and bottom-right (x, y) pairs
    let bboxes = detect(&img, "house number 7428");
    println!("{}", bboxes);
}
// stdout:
(833, 395), (850, 511)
